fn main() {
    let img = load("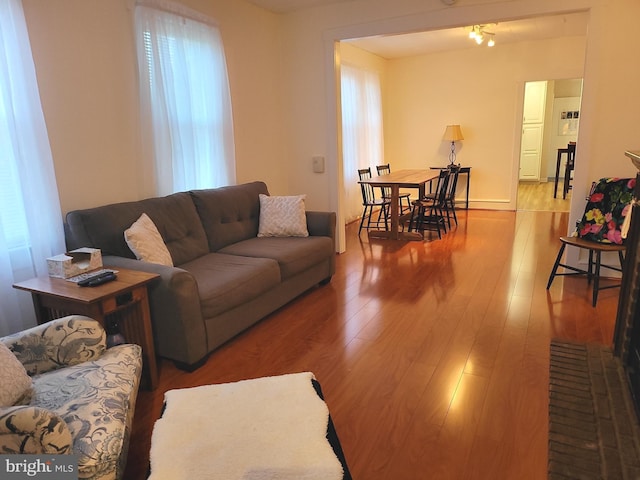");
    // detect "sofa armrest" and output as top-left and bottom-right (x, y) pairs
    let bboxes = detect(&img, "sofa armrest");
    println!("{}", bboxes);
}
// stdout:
(2, 316), (106, 376)
(0, 406), (73, 454)
(306, 211), (336, 240)
(103, 256), (208, 367)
